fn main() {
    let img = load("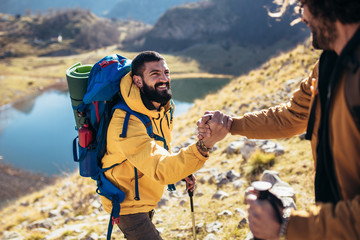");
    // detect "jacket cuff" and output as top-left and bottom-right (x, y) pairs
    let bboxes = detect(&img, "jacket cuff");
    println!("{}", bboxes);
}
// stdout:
(190, 142), (209, 160)
(286, 207), (318, 239)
